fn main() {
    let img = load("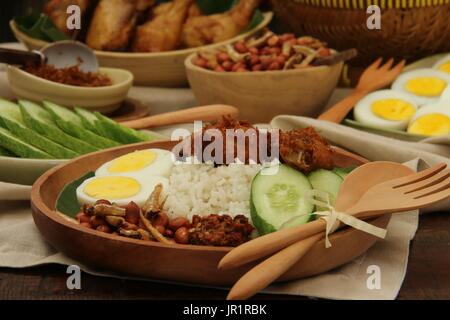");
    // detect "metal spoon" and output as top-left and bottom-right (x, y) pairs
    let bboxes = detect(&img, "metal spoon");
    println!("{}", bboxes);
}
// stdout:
(0, 40), (98, 72)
